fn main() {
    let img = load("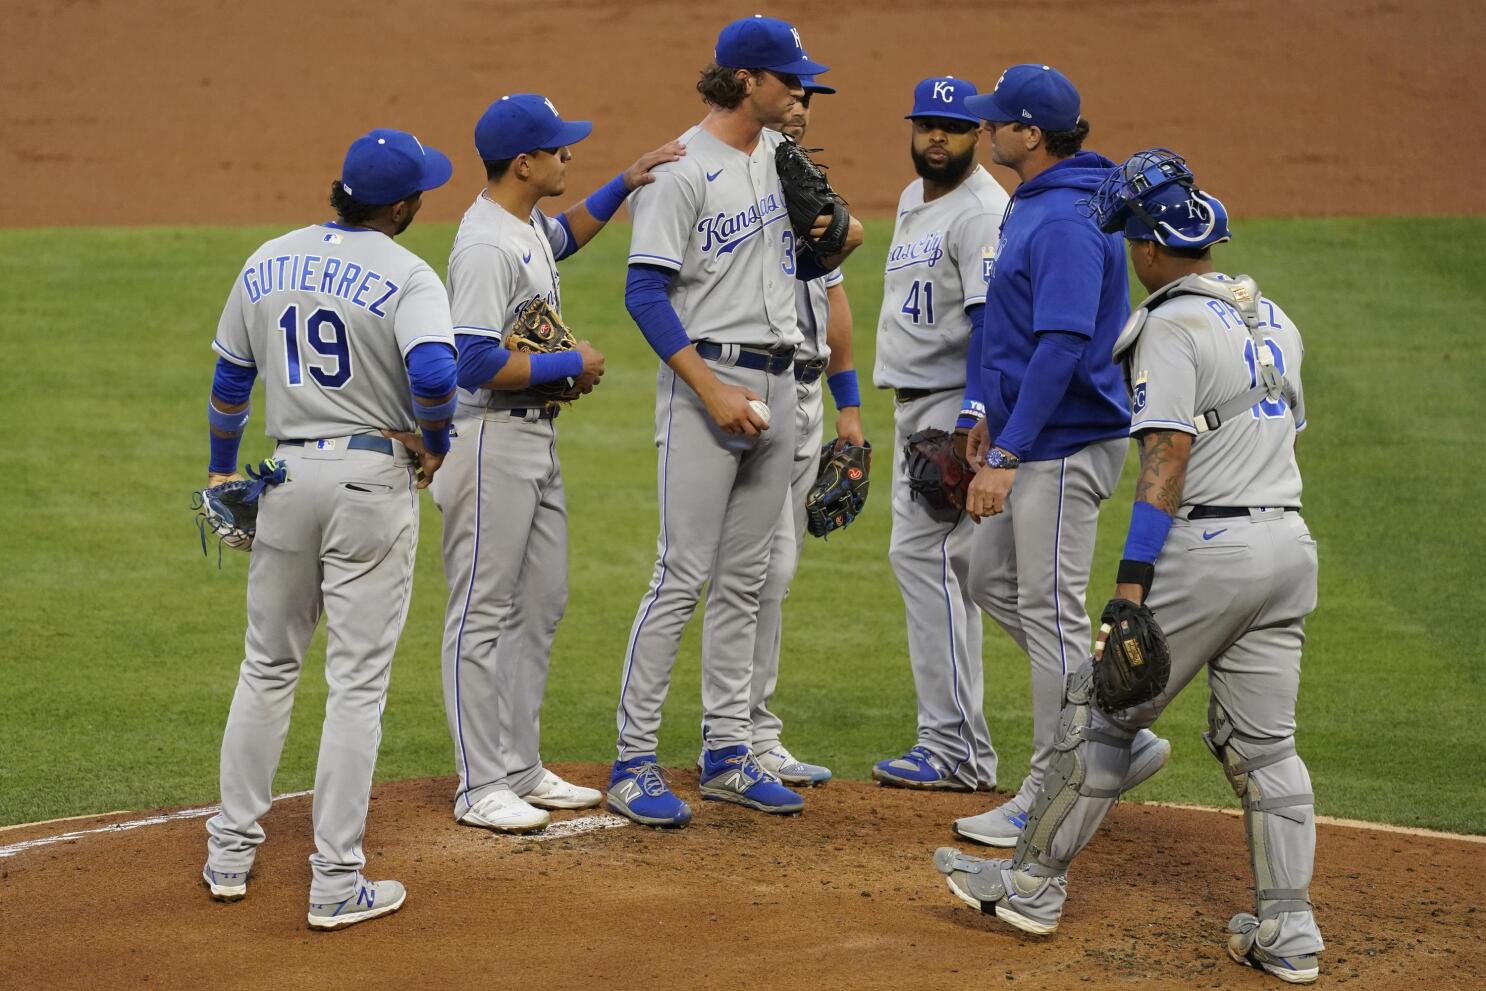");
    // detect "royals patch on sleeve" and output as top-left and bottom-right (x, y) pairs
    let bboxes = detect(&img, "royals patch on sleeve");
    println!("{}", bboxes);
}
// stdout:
(981, 247), (995, 283)
(1132, 371), (1148, 415)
